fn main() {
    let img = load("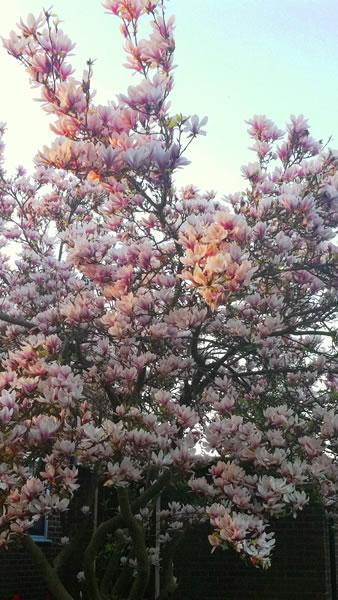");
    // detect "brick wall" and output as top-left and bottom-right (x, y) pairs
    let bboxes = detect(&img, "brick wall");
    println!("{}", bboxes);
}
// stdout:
(173, 504), (334, 600)
(0, 544), (56, 600)
(0, 515), (62, 600)
(0, 504), (335, 600)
